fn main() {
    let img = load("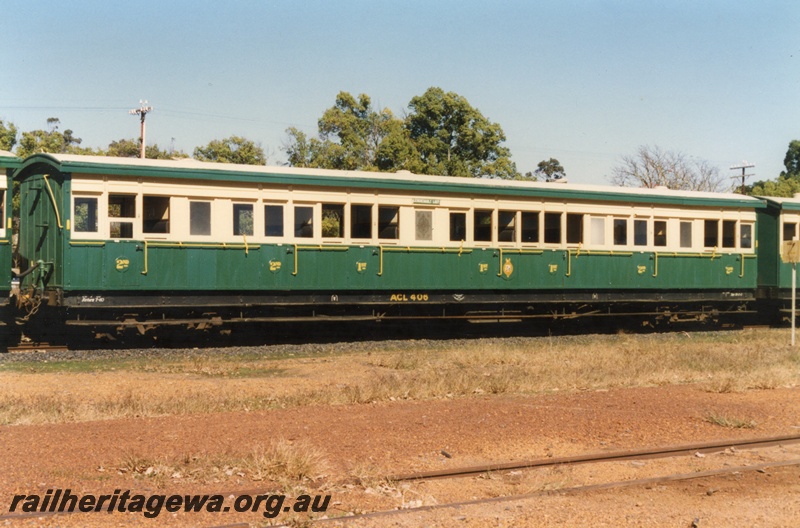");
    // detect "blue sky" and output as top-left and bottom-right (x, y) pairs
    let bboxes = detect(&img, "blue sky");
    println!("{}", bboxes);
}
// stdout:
(1, 0), (798, 186)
